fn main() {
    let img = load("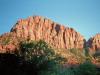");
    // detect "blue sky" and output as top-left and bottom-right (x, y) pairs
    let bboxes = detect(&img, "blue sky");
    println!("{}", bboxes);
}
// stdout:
(0, 0), (100, 40)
